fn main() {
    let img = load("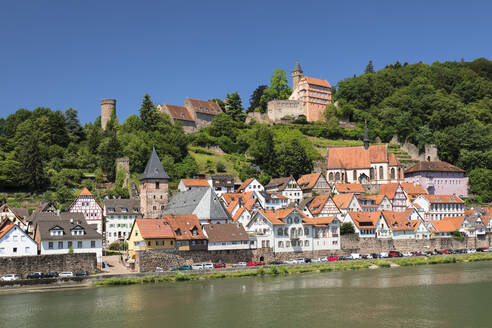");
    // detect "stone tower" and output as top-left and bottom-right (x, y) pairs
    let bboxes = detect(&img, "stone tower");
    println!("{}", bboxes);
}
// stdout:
(101, 98), (116, 130)
(292, 61), (303, 91)
(139, 146), (170, 218)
